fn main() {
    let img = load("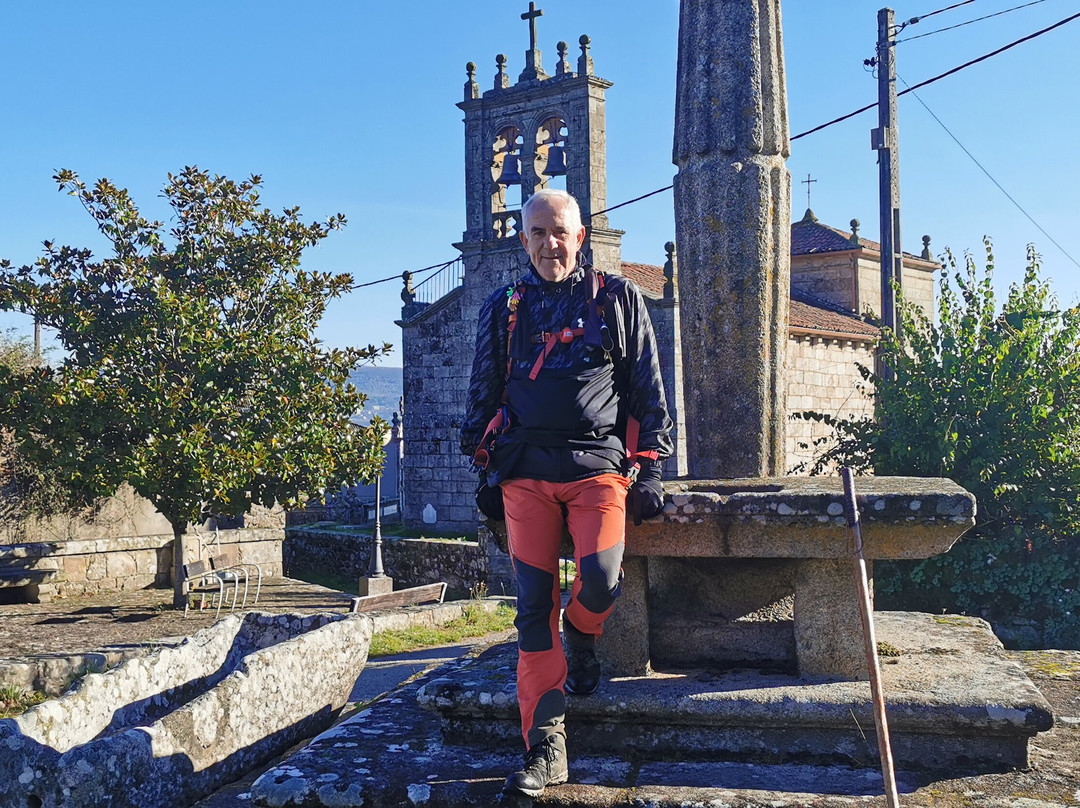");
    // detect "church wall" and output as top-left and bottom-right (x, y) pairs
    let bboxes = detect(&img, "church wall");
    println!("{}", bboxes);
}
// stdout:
(645, 297), (687, 478)
(791, 254), (858, 311)
(785, 334), (876, 474)
(400, 290), (478, 532)
(901, 265), (936, 321)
